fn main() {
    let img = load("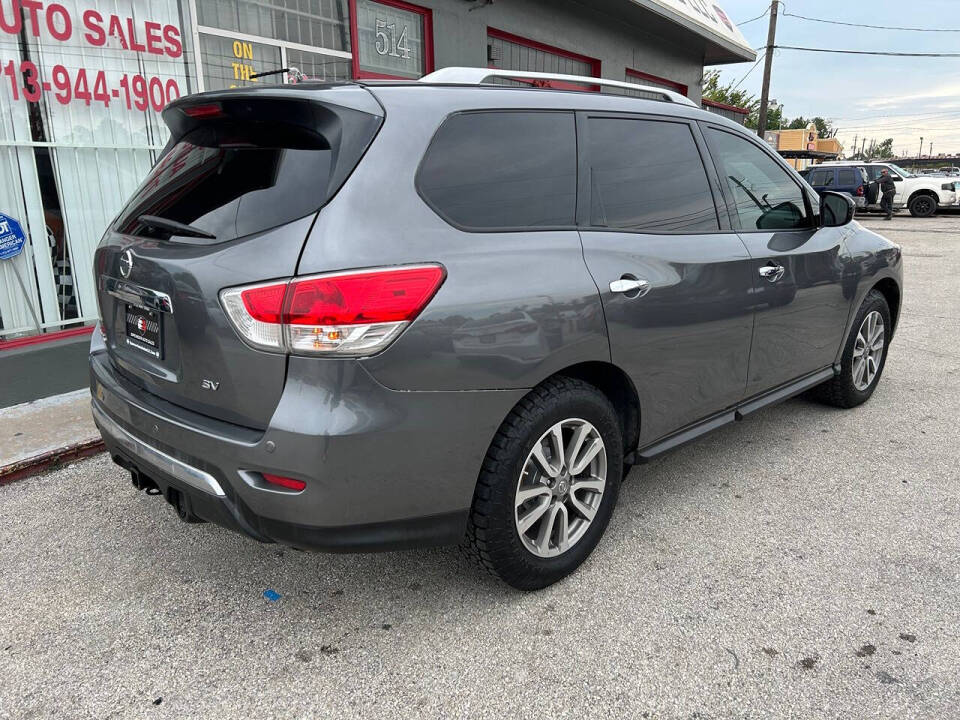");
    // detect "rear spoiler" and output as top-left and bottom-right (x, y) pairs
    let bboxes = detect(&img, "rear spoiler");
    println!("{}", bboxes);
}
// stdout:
(161, 84), (384, 199)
